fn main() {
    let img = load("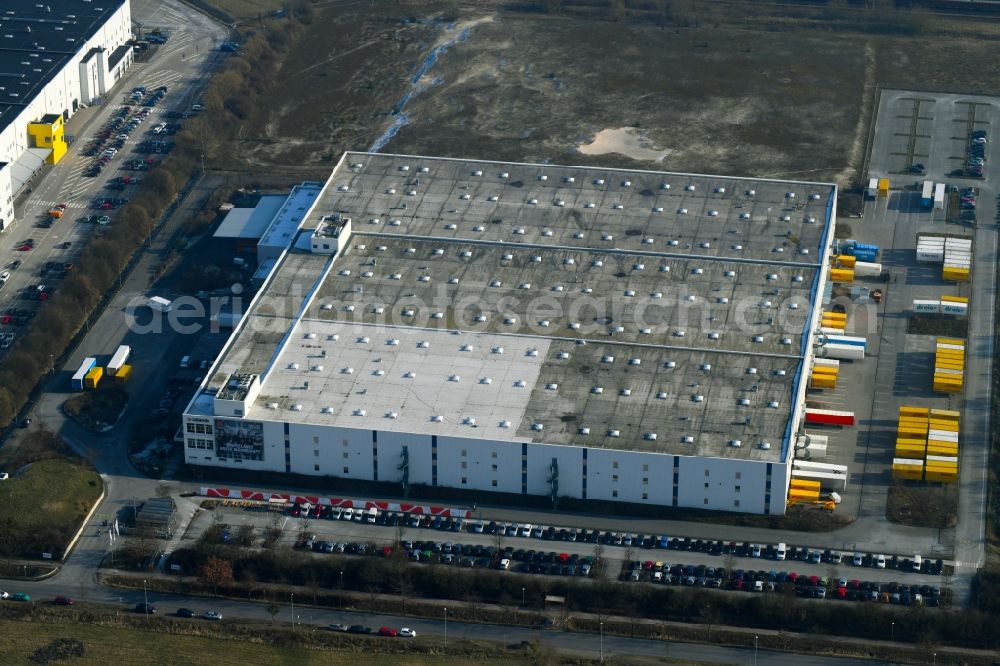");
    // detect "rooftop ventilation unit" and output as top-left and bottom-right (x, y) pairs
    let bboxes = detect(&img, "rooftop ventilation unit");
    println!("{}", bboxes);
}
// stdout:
(620, 388), (632, 396)
(657, 391), (667, 399)
(747, 367), (758, 374)
(759, 441), (772, 450)
(449, 375), (461, 382)
(768, 401), (780, 408)
(595, 178), (605, 185)
(557, 352), (570, 360)
(373, 369), (385, 377)
(653, 207), (663, 213)
(644, 432), (658, 441)
(268, 402), (279, 410)
(431, 415), (443, 422)
(579, 426), (591, 435)
(665, 361), (676, 368)
(492, 346), (504, 354)
(692, 395), (704, 402)
(584, 202), (596, 208)
(288, 362), (299, 370)
(565, 176), (575, 183)
(311, 364), (324, 372)
(399, 165), (410, 171)
(574, 232), (585, 239)
(514, 379), (527, 387)
(404, 371), (416, 378)
(500, 420), (511, 428)
(526, 349), (539, 357)
(531, 423), (544, 431)
(539, 174), (547, 181)
(643, 238), (654, 245)
(500, 171), (509, 178)
(624, 290), (635, 297)
(708, 210), (719, 217)
(738, 398), (750, 406)
(718, 297), (729, 304)
(342, 367), (354, 374)
(291, 404), (303, 411)
(460, 344), (474, 352)
(321, 406), (333, 414)
(725, 270), (736, 277)
(608, 429), (621, 437)
(708, 332), (720, 340)
(692, 268), (703, 274)
(752, 336), (764, 343)
(612, 203), (623, 210)
(480, 377), (492, 385)
(602, 355), (615, 363)
(555, 200), (565, 207)
(327, 334), (339, 341)
(730, 439), (742, 448)
(592, 387), (604, 394)
(417, 341), (429, 349)
(388, 338), (400, 346)
(386, 411), (398, 419)
(682, 436), (694, 443)
(677, 208), (688, 214)
(593, 260), (604, 267)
